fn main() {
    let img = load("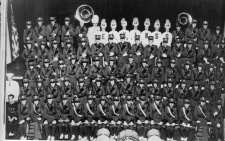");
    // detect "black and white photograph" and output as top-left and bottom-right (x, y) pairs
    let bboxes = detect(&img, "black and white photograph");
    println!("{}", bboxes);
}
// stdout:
(0, 0), (225, 140)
